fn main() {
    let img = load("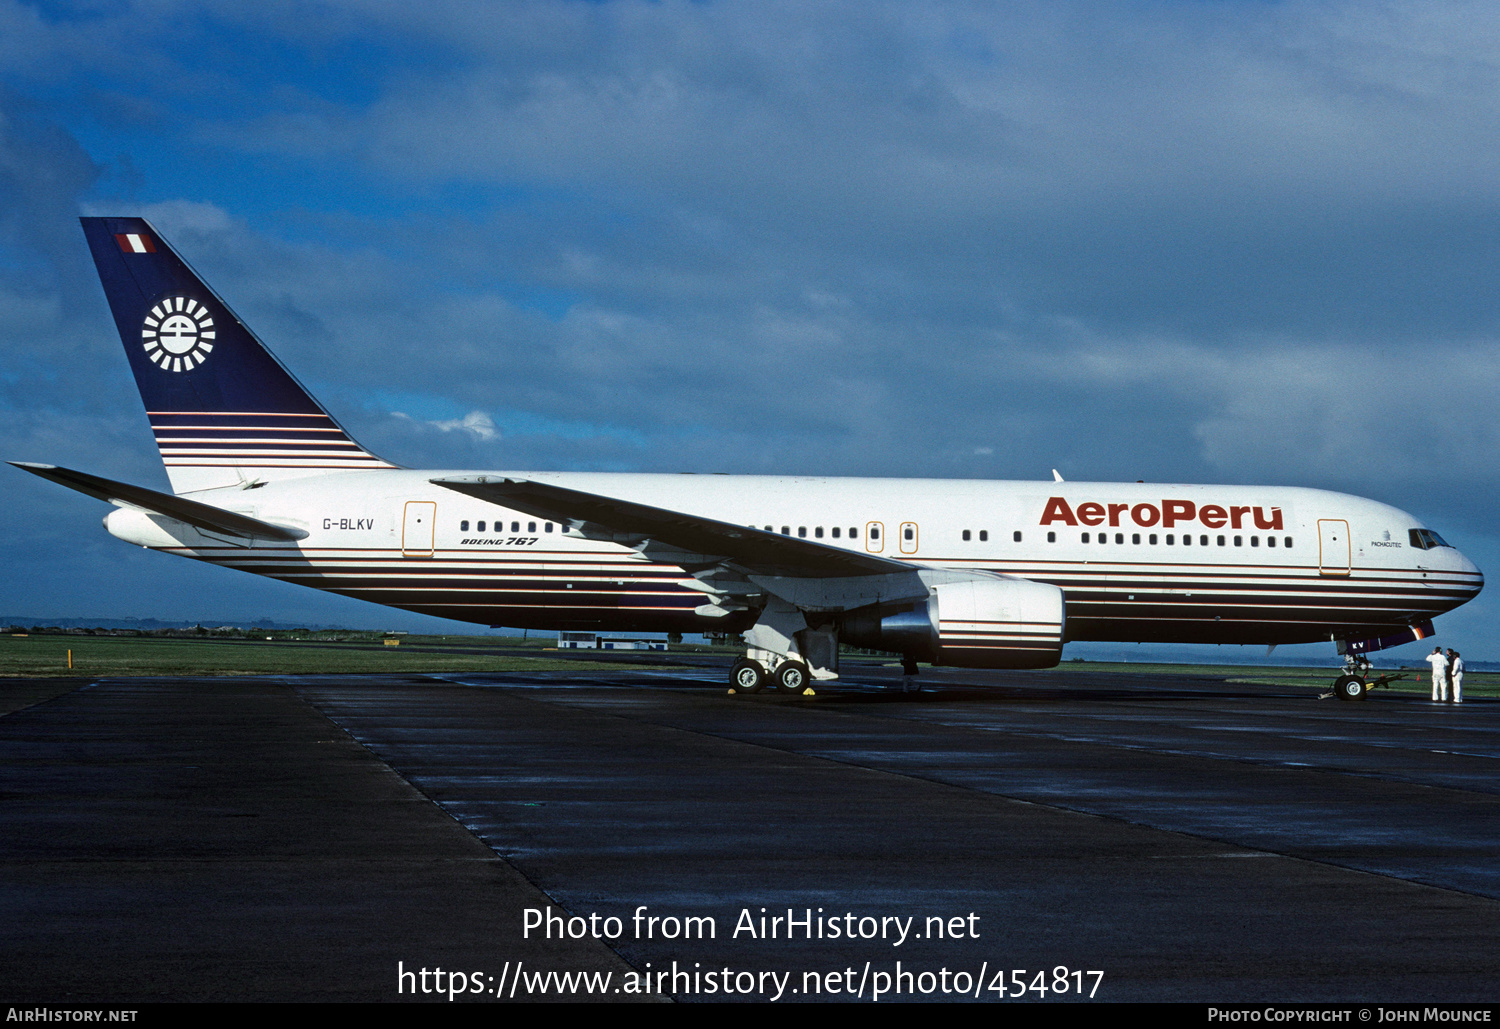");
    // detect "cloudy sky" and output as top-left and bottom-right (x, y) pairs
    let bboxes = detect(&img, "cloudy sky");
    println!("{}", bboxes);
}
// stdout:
(2, 0), (1496, 656)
